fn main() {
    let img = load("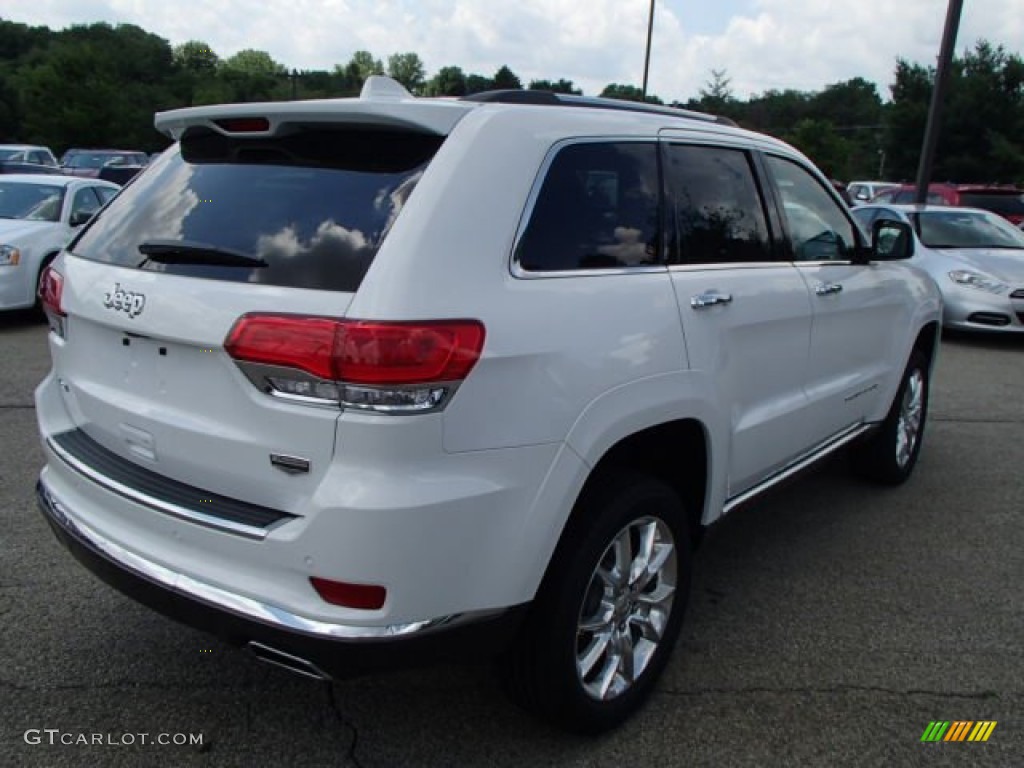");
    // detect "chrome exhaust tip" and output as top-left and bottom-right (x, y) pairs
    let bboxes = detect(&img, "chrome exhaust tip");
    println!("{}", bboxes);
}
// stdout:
(247, 641), (331, 682)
